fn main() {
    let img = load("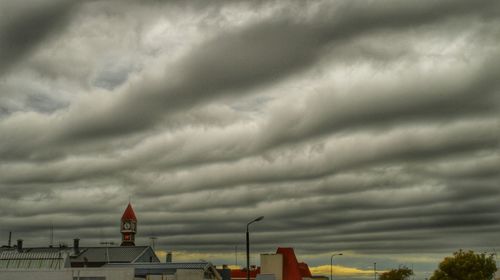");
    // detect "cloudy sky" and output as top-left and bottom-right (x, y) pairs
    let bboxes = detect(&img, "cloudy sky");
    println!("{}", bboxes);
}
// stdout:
(1, 0), (499, 279)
